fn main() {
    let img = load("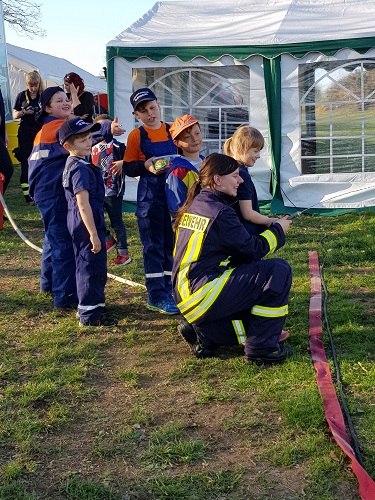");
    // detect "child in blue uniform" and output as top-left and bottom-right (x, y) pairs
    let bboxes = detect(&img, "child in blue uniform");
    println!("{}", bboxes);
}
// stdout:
(165, 114), (205, 223)
(173, 153), (293, 364)
(224, 126), (279, 235)
(28, 86), (78, 309)
(123, 87), (179, 315)
(59, 117), (116, 327)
